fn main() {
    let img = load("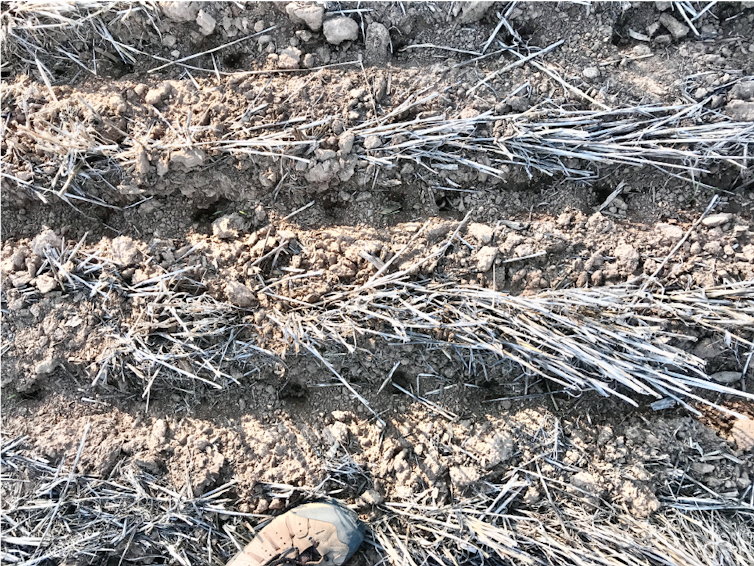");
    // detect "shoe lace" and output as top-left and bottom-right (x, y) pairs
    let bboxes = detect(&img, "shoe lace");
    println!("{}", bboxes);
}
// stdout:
(271, 558), (323, 566)
(266, 546), (323, 566)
